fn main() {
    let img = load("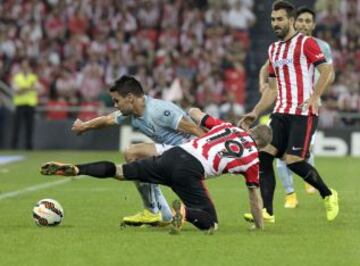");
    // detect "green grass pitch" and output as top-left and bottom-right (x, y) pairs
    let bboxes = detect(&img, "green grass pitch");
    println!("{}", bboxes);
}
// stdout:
(0, 151), (359, 266)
